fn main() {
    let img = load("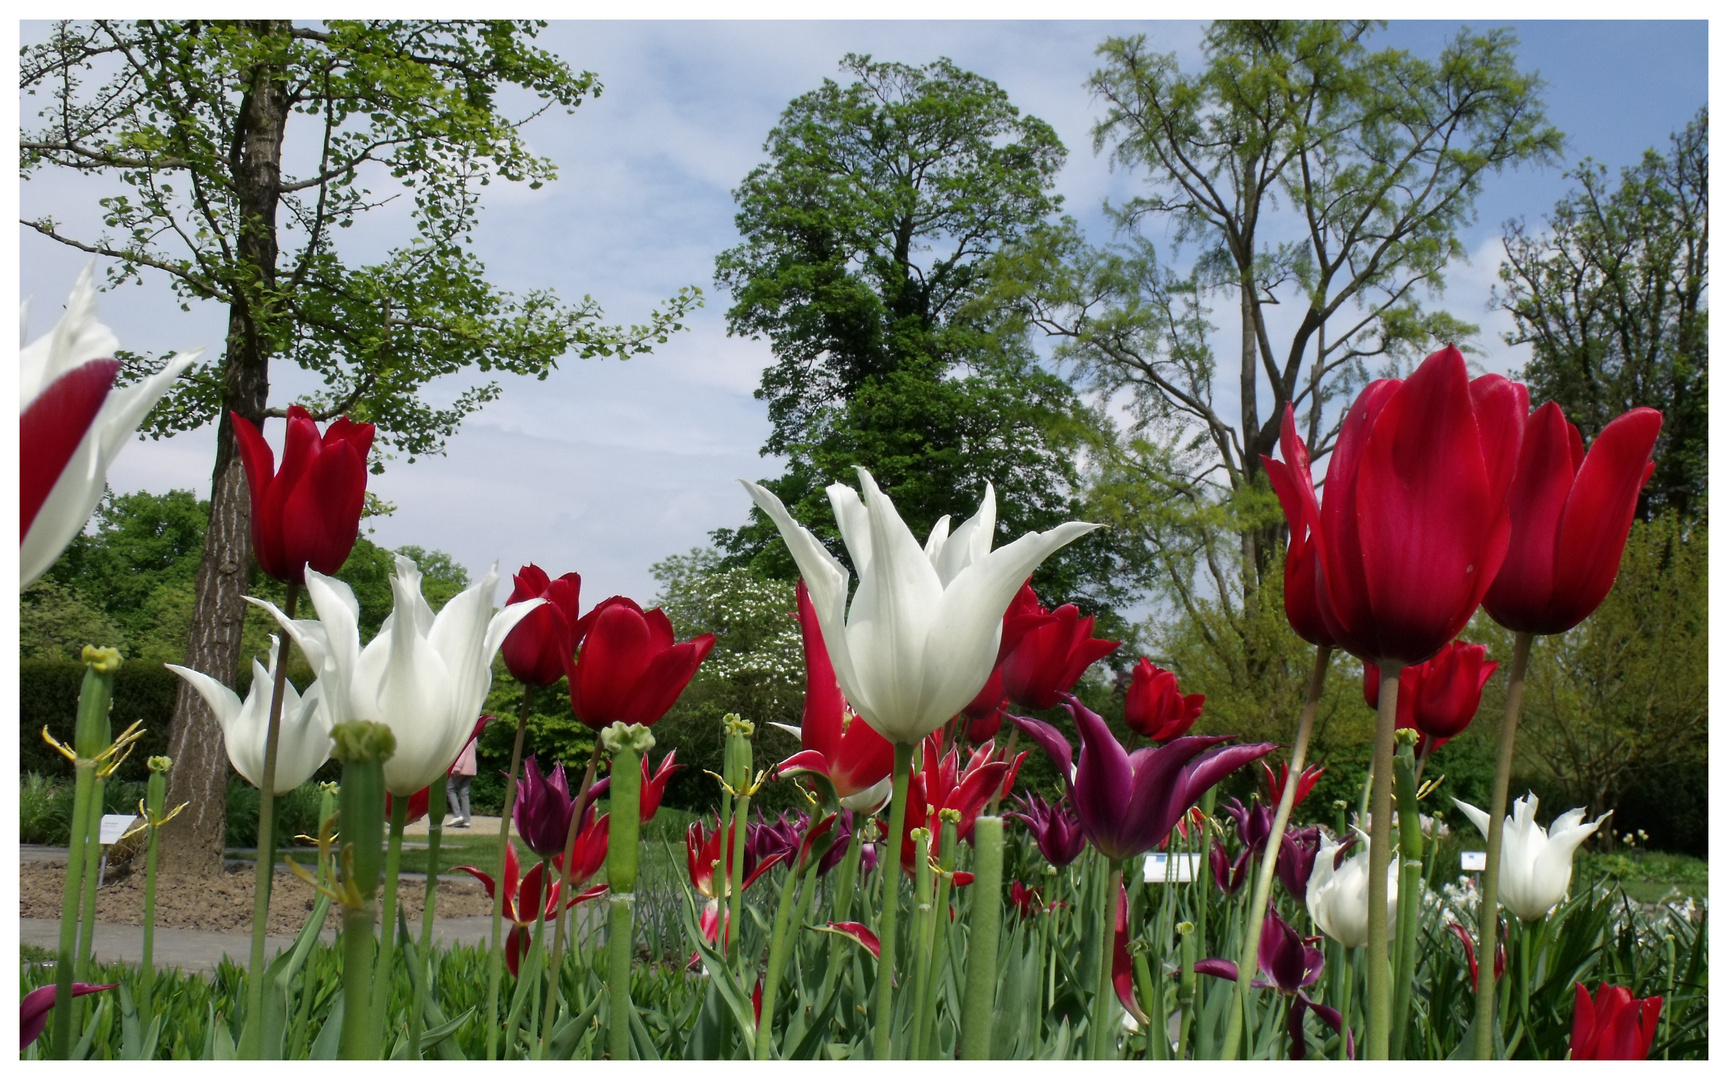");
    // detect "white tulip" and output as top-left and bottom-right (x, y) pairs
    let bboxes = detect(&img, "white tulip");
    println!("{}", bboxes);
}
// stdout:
(251, 554), (543, 795)
(1306, 828), (1398, 949)
(1454, 793), (1609, 921)
(20, 265), (200, 587)
(743, 469), (1099, 745)
(167, 637), (333, 794)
